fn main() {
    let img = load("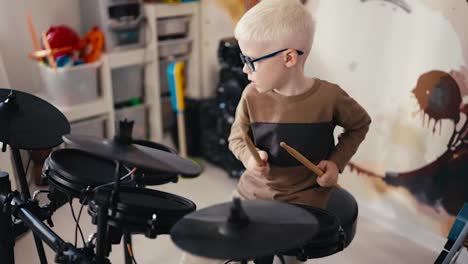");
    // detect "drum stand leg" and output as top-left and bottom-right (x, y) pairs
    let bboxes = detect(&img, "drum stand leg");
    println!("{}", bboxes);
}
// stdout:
(94, 189), (111, 263)
(124, 232), (132, 264)
(95, 161), (123, 264)
(0, 172), (14, 264)
(11, 148), (48, 264)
